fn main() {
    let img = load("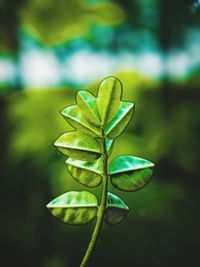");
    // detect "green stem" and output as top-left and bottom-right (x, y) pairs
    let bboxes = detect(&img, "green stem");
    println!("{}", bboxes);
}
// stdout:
(80, 137), (108, 267)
